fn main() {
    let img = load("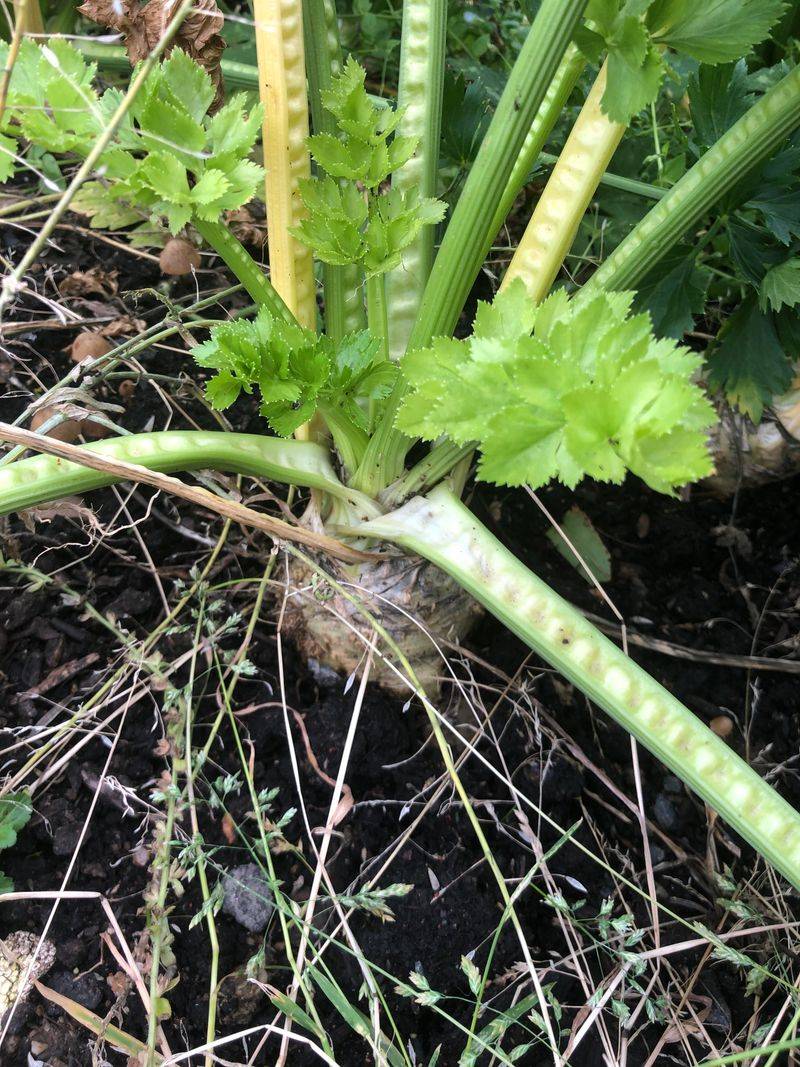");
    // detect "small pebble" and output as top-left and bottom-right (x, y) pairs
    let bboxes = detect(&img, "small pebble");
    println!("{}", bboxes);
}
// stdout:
(710, 715), (734, 738)
(653, 793), (679, 831)
(159, 238), (201, 276)
(69, 332), (112, 364)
